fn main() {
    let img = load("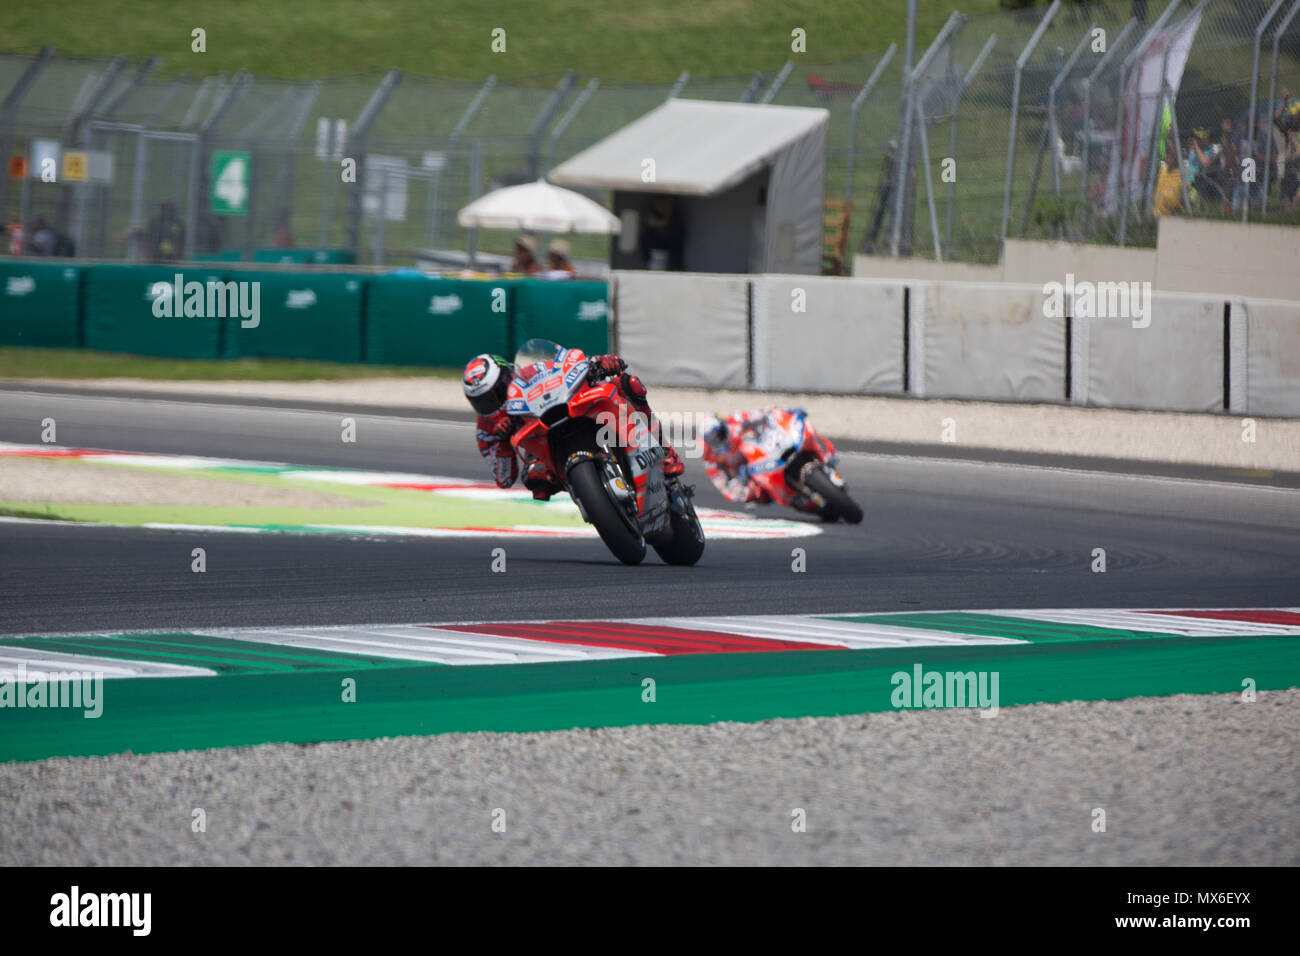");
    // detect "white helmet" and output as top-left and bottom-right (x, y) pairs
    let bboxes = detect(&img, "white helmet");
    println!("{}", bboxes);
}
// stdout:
(698, 413), (728, 452)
